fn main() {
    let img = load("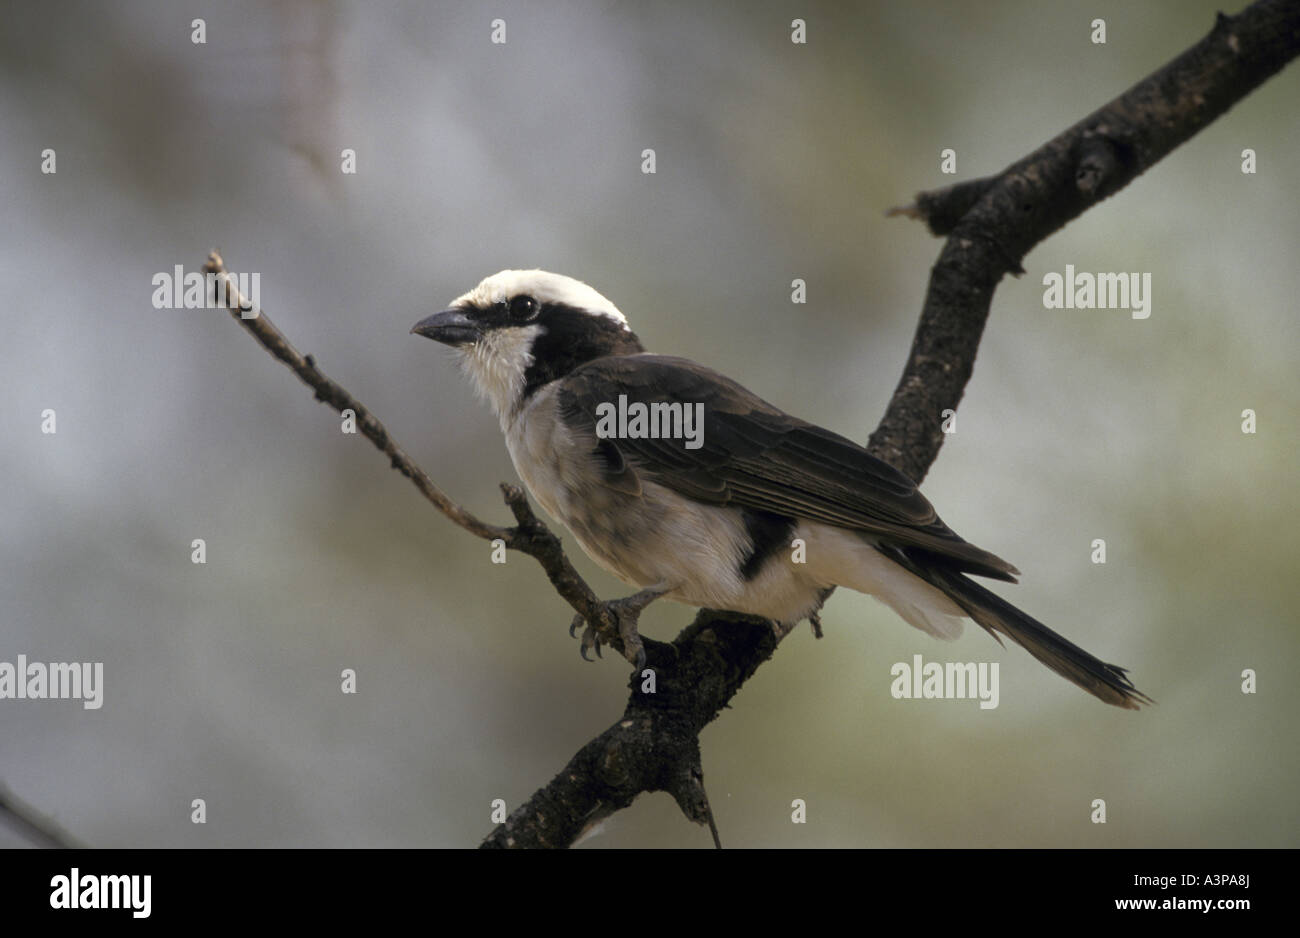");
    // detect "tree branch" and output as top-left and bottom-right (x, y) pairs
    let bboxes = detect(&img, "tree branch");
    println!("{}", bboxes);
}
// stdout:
(869, 0), (1300, 481)
(483, 0), (1298, 847)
